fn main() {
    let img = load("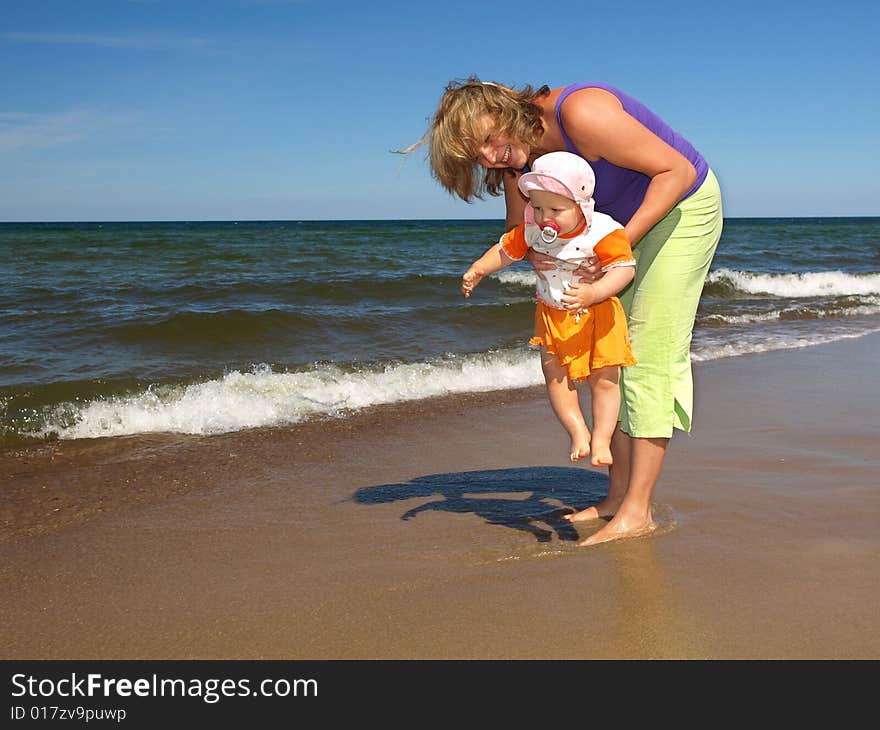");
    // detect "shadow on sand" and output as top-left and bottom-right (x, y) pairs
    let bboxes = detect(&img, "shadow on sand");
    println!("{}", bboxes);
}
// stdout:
(353, 466), (607, 543)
